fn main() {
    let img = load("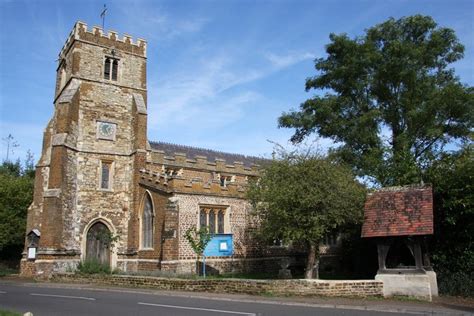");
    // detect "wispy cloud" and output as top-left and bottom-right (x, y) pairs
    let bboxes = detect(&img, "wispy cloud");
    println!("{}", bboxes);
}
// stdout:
(148, 49), (317, 131)
(117, 4), (209, 41)
(264, 51), (315, 69)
